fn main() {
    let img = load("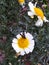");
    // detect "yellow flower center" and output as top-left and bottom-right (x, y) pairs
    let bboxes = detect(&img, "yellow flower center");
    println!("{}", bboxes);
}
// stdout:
(34, 7), (44, 20)
(18, 37), (29, 49)
(18, 0), (25, 4)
